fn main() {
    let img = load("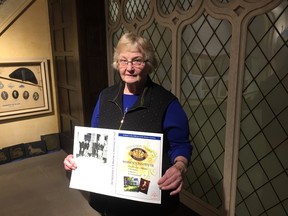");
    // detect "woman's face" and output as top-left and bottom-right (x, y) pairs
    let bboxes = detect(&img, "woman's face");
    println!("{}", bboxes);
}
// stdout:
(118, 51), (149, 86)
